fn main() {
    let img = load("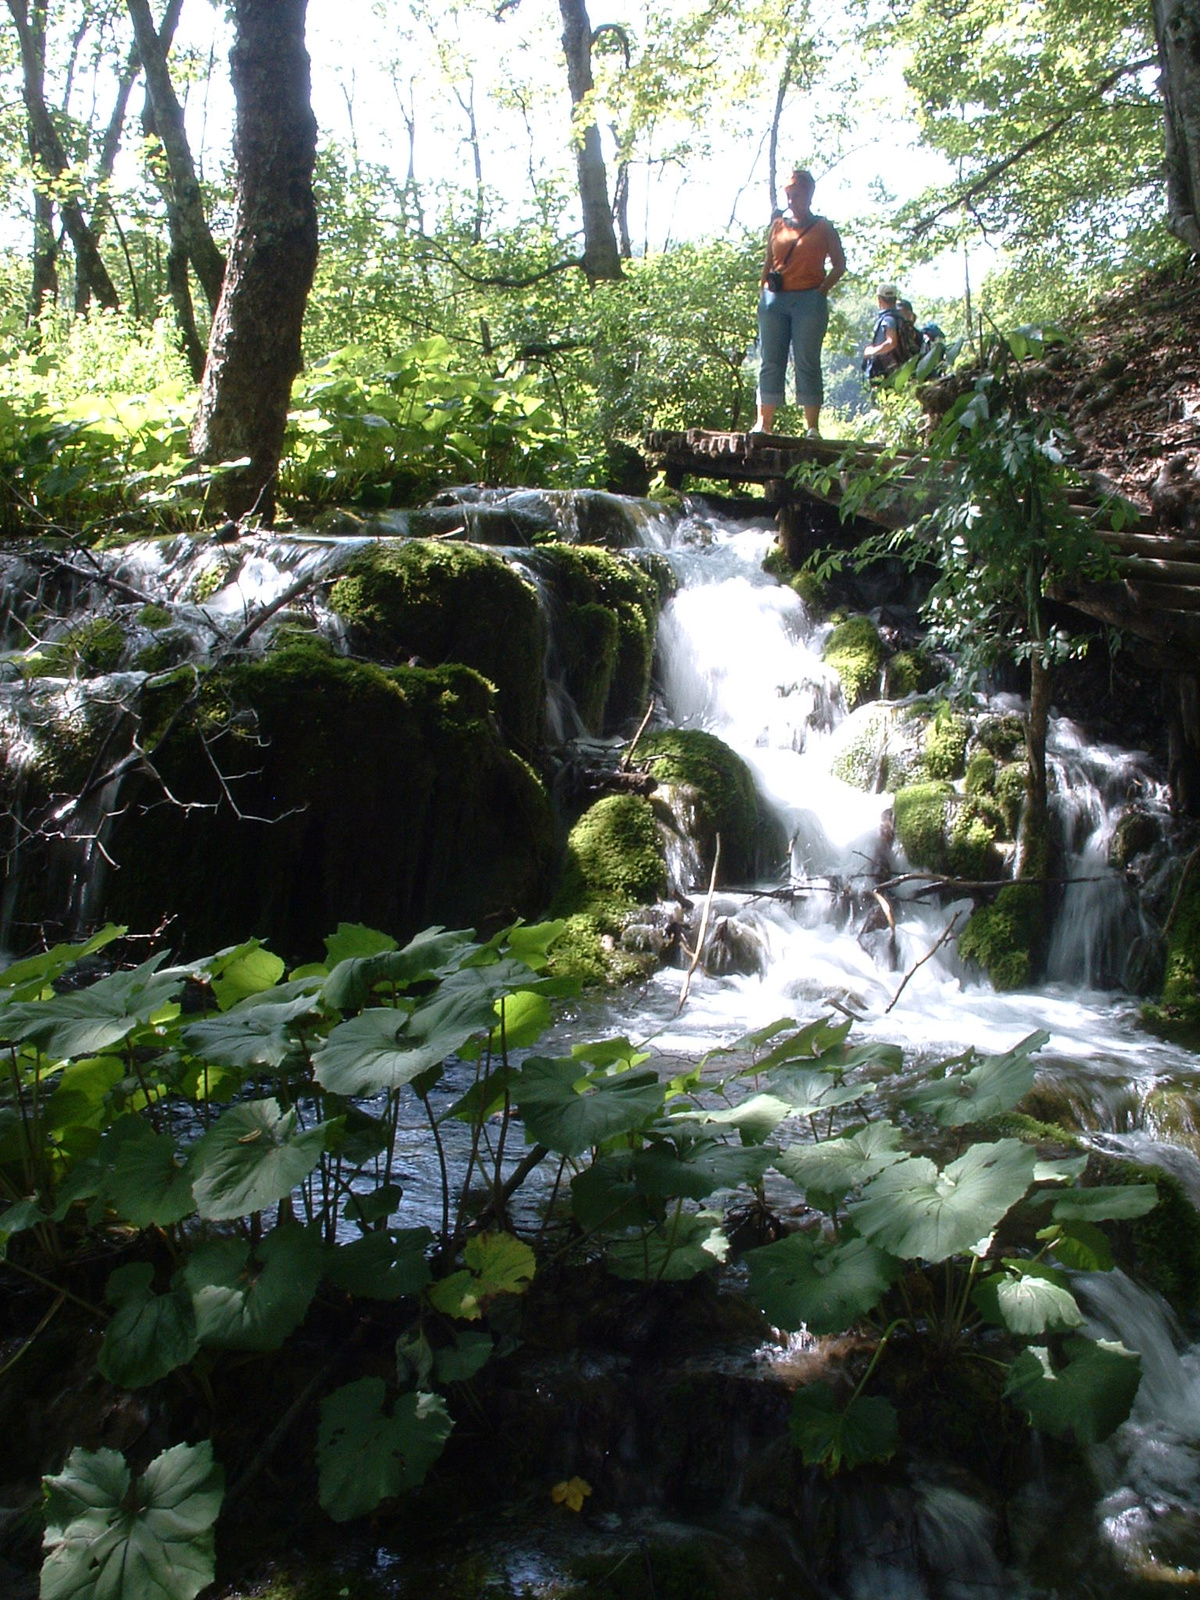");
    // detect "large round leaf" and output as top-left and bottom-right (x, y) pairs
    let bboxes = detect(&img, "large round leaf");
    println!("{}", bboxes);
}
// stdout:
(189, 1098), (330, 1220)
(184, 1222), (323, 1350)
(41, 1440), (223, 1600)
(972, 1260), (1084, 1336)
(427, 1231), (536, 1319)
(513, 1057), (665, 1156)
(605, 1211), (729, 1281)
(98, 1264), (199, 1389)
(1005, 1335), (1141, 1443)
(774, 1121), (909, 1203)
(746, 1231), (896, 1334)
(631, 1138), (773, 1201)
(1049, 1185), (1159, 1222)
(312, 968), (507, 1095)
(101, 1123), (195, 1228)
(789, 1383), (899, 1472)
(848, 1138), (1037, 1264)
(325, 1227), (433, 1300)
(317, 1379), (453, 1521)
(182, 988), (319, 1071)
(1, 956), (184, 1060)
(904, 1031), (1048, 1126)
(320, 925), (475, 1011)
